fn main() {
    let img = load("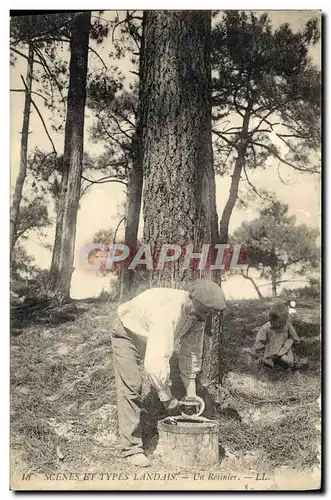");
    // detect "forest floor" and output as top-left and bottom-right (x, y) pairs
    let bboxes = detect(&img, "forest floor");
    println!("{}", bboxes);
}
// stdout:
(10, 297), (321, 491)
